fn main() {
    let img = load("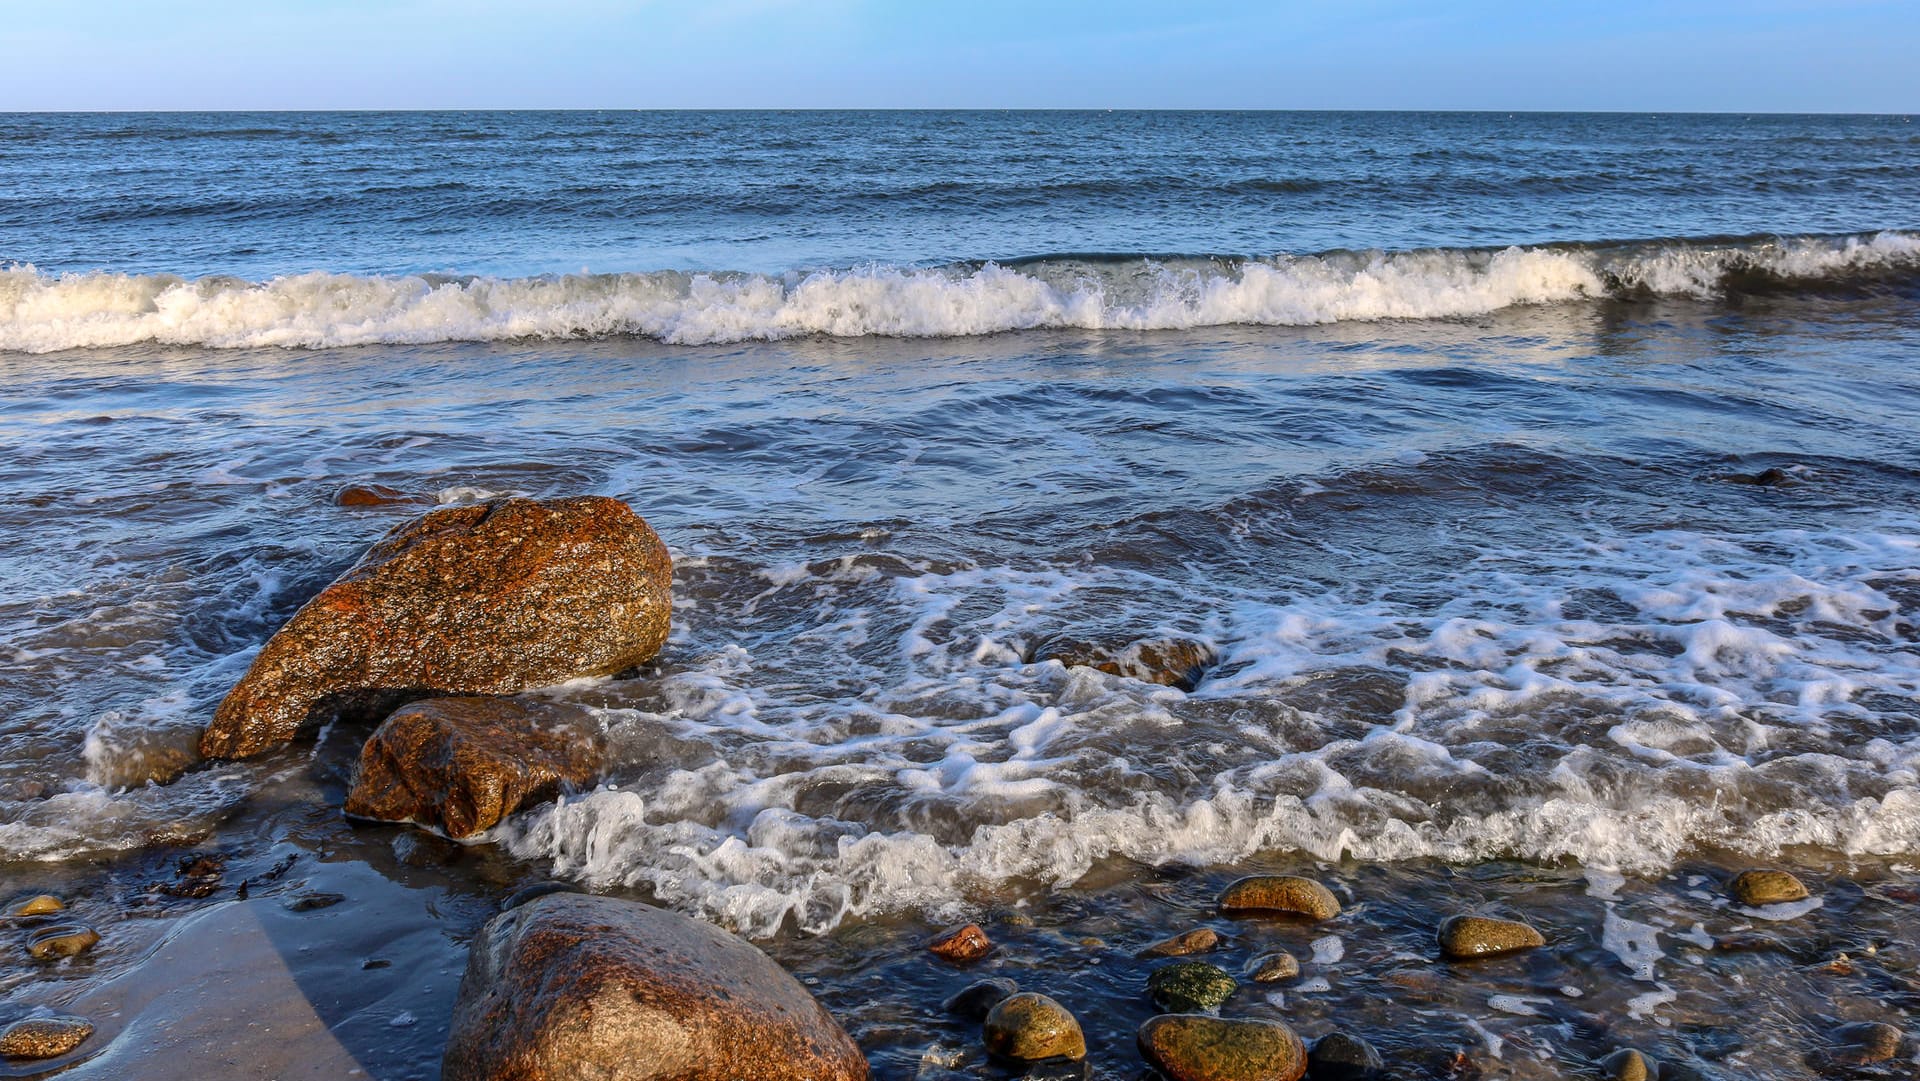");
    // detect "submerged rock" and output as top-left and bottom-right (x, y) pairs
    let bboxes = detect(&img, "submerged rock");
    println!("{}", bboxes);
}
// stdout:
(1309, 1031), (1386, 1080)
(27, 925), (99, 961)
(201, 496), (672, 759)
(0, 1015), (94, 1059)
(1729, 869), (1809, 907)
(1824, 1021), (1902, 1066)
(1218, 875), (1341, 920)
(1027, 634), (1216, 691)
(442, 892), (866, 1081)
(1137, 1014), (1307, 1081)
(344, 696), (604, 839)
(1139, 927), (1221, 958)
(335, 483), (429, 508)
(1600, 1047), (1660, 1081)
(1246, 950), (1300, 982)
(944, 977), (1018, 1019)
(1148, 961), (1237, 1013)
(1725, 467), (1792, 487)
(7, 894), (63, 918)
(928, 923), (992, 963)
(983, 993), (1086, 1063)
(1438, 915), (1544, 960)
